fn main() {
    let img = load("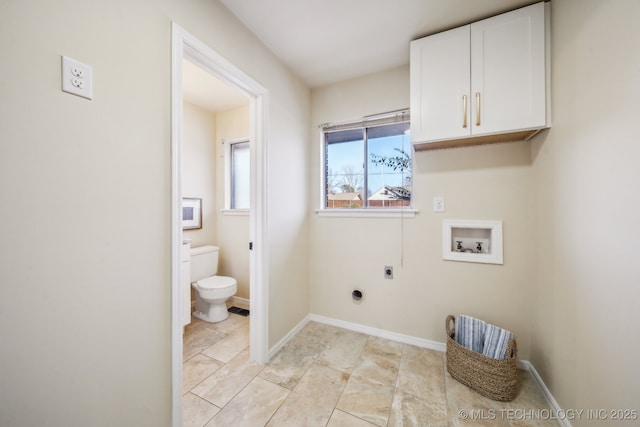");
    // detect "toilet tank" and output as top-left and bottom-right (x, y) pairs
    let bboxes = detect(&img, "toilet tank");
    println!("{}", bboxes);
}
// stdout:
(190, 245), (219, 282)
